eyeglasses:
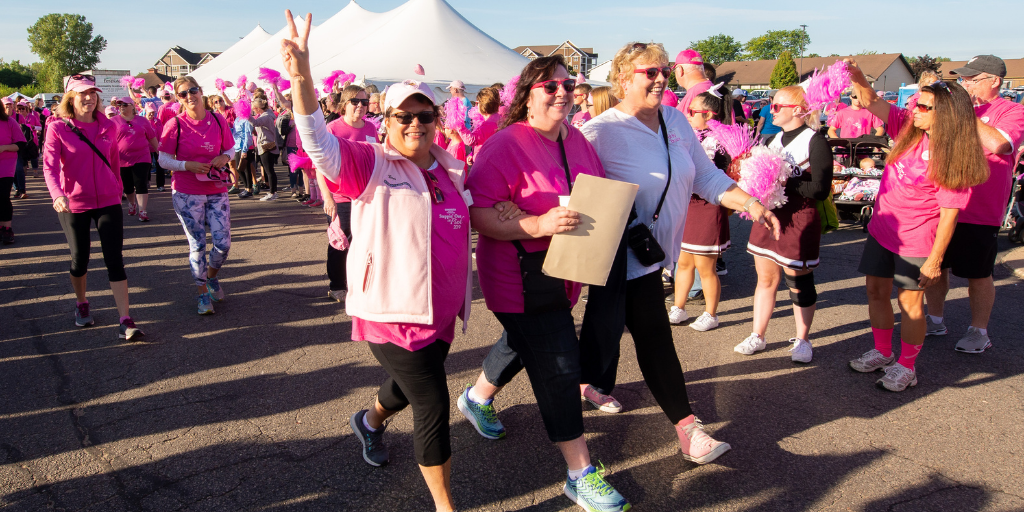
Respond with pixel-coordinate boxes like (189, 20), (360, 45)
(349, 98), (370, 107)
(688, 109), (713, 117)
(420, 169), (445, 204)
(634, 67), (672, 80)
(175, 87), (200, 99)
(531, 78), (576, 95)
(914, 103), (934, 112)
(770, 103), (801, 114)
(956, 75), (991, 85)
(390, 110), (437, 125)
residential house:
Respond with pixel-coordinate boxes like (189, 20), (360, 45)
(716, 54), (915, 92)
(153, 46), (222, 78)
(514, 41), (598, 76)
(938, 58), (1024, 89)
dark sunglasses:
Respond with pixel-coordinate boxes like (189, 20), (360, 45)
(531, 78), (576, 95)
(850, 96), (859, 100)
(914, 103), (934, 112)
(770, 103), (801, 114)
(634, 67), (672, 80)
(69, 74), (95, 82)
(349, 98), (370, 107)
(176, 87), (200, 99)
(420, 169), (445, 204)
(390, 110), (437, 125)
(627, 42), (648, 54)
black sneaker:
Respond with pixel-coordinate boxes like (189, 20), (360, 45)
(119, 318), (144, 341)
(1, 226), (13, 245)
(350, 410), (389, 467)
(716, 258), (728, 276)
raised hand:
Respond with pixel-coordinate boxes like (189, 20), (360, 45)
(280, 10), (312, 84)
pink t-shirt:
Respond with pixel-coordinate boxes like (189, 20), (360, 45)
(959, 98), (1024, 226)
(472, 115), (500, 149)
(111, 115), (157, 167)
(16, 113), (40, 145)
(0, 117), (27, 179)
(675, 80), (712, 117)
(829, 107), (883, 138)
(446, 139), (468, 166)
(327, 139), (470, 351)
(869, 107), (969, 257)
(325, 118), (379, 202)
(466, 122), (605, 314)
(571, 111), (591, 128)
(159, 111), (234, 195)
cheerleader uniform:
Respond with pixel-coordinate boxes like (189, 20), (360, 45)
(747, 125), (833, 269)
(681, 129), (731, 256)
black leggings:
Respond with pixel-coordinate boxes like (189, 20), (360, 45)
(368, 339), (452, 467)
(327, 202), (352, 291)
(0, 177), (13, 222)
(259, 152), (278, 194)
(57, 204), (127, 281)
(152, 154), (165, 189)
(120, 162), (151, 195)
(238, 150), (257, 190)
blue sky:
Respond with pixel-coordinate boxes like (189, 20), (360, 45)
(2, 0), (1022, 73)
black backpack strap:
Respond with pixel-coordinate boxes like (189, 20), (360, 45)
(62, 119), (111, 170)
(511, 239), (528, 256)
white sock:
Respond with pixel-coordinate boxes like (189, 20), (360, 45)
(976, 327), (988, 336)
(928, 315), (943, 324)
(568, 465), (593, 481)
(467, 386), (492, 405)
(362, 413), (378, 432)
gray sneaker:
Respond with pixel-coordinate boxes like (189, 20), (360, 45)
(925, 316), (947, 336)
(197, 293), (215, 315)
(849, 349), (895, 373)
(350, 410), (389, 467)
(876, 363), (917, 392)
(206, 278), (225, 302)
(75, 302), (95, 327)
(954, 327), (992, 354)
(328, 289), (346, 303)
(118, 318), (144, 341)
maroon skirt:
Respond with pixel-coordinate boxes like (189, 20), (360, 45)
(747, 196), (821, 269)
(681, 195), (730, 256)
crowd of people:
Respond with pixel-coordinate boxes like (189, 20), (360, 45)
(3, 9), (1023, 510)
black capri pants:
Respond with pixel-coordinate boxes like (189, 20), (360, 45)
(57, 204), (127, 282)
(368, 339), (452, 467)
(0, 176), (13, 222)
(120, 162), (151, 195)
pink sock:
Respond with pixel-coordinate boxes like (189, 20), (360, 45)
(897, 341), (923, 371)
(872, 327), (894, 358)
(119, 315), (131, 324)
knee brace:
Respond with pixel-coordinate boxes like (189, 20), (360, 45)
(786, 272), (817, 308)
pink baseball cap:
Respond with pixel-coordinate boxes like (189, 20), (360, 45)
(384, 79), (437, 111)
(117, 96), (134, 106)
(65, 74), (103, 93)
(144, 103), (157, 113)
(675, 49), (704, 66)
(448, 80), (465, 91)
(661, 90), (679, 107)
(1, 97), (13, 105)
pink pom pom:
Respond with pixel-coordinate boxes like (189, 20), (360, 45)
(42, 108), (51, 116)
(804, 60), (852, 112)
(706, 120), (754, 159)
(234, 97), (252, 119)
(414, 64), (425, 75)
(288, 152), (313, 173)
(237, 75), (248, 90)
(736, 146), (794, 218)
(119, 75), (136, 89)
(323, 70), (346, 92)
(133, 77), (147, 90)
(258, 67), (281, 84)
(279, 79), (291, 91)
(214, 78), (226, 92)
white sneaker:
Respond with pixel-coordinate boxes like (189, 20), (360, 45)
(789, 338), (813, 363)
(734, 333), (766, 355)
(689, 312), (719, 332)
(668, 306), (689, 324)
(877, 363), (917, 392)
(260, 192), (278, 201)
(849, 349), (895, 373)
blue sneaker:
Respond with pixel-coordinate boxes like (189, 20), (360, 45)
(197, 293), (215, 315)
(207, 278), (225, 302)
(350, 410), (389, 467)
(457, 386), (505, 440)
(564, 465), (630, 512)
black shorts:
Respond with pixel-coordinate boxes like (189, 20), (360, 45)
(858, 234), (928, 290)
(120, 162), (151, 195)
(942, 223), (999, 279)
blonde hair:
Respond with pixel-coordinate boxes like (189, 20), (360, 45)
(610, 42), (669, 98)
(776, 85), (821, 131)
(56, 90), (98, 120)
(590, 86), (618, 117)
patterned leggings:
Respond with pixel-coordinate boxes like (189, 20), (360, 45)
(173, 192), (231, 286)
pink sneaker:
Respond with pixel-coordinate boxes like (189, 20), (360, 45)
(676, 417), (731, 464)
(302, 198), (317, 206)
(127, 202), (138, 216)
(310, 199), (323, 207)
(581, 385), (622, 413)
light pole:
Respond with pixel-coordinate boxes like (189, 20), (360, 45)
(799, 24), (808, 78)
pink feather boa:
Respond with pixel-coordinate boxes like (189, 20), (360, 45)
(443, 96), (468, 130)
(736, 145), (795, 219)
(214, 78), (226, 92)
(234, 97), (252, 119)
(706, 120), (754, 160)
(497, 75), (520, 118)
(288, 152), (313, 173)
(804, 60), (852, 112)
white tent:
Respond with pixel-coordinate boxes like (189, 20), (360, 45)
(191, 0), (528, 98)
(190, 24), (272, 87)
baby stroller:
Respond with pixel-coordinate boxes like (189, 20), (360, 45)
(1004, 148), (1024, 243)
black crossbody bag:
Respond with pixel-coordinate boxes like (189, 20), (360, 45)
(627, 110), (672, 267)
(512, 131), (573, 314)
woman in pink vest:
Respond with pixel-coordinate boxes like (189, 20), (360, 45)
(0, 98), (27, 244)
(43, 74), (143, 341)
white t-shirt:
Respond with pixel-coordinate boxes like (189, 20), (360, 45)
(581, 106), (735, 279)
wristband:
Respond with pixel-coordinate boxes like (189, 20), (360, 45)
(743, 197), (760, 212)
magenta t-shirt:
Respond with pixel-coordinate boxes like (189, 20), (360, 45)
(571, 111), (591, 128)
(829, 107), (883, 138)
(327, 138), (470, 351)
(111, 115), (157, 167)
(959, 98), (1024, 226)
(0, 117), (26, 179)
(869, 107), (969, 257)
(159, 111), (234, 195)
(466, 122), (605, 314)
(675, 80), (712, 117)
(325, 118), (379, 203)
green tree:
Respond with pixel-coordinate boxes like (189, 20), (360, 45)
(26, 14), (107, 91)
(770, 51), (799, 88)
(858, 50), (880, 55)
(907, 54), (946, 80)
(743, 29), (811, 61)
(807, 53), (821, 58)
(689, 34), (743, 65)
(0, 59), (37, 88)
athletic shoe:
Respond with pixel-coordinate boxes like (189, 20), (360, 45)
(581, 385), (622, 414)
(18, 193), (28, 199)
(157, 186), (165, 192)
(689, 312), (719, 332)
(127, 202), (138, 216)
(237, 190), (252, 198)
(876, 363), (917, 392)
(328, 289), (346, 303)
(676, 417), (731, 464)
(954, 327), (992, 354)
(350, 410), (389, 466)
(789, 338), (813, 363)
(75, 303), (94, 327)
(290, 190), (299, 198)
(688, 289), (705, 304)
(296, 194), (310, 203)
(310, 199), (323, 208)
(197, 293), (215, 315)
(668, 306), (689, 325)
(849, 349), (895, 373)
(207, 278), (225, 302)
(457, 386), (506, 440)
(1, 226), (14, 245)
(302, 198), (317, 206)
(118, 318), (144, 341)
(227, 186), (239, 194)
(661, 268), (673, 285)
(260, 192), (278, 201)
(563, 466), (631, 512)
(259, 182), (269, 190)
(734, 333), (766, 355)
(138, 211), (149, 222)
(715, 258), (728, 276)
(925, 316), (947, 336)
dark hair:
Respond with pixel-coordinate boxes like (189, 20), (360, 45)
(146, 85), (158, 96)
(0, 103), (7, 122)
(574, 83), (593, 98)
(476, 87), (500, 115)
(490, 82), (504, 90)
(703, 63), (717, 82)
(694, 86), (733, 125)
(888, 82), (988, 190)
(501, 55), (567, 129)
(339, 84), (365, 107)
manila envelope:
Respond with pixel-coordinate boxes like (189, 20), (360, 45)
(542, 173), (638, 286)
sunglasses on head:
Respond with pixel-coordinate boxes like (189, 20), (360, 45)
(420, 169), (445, 204)
(69, 74), (95, 82)
(770, 103), (801, 114)
(634, 67), (672, 80)
(531, 78), (576, 95)
(627, 42), (648, 54)
(176, 87), (200, 99)
(390, 110), (437, 125)
(349, 98), (370, 107)
(914, 103), (934, 112)
(930, 80), (951, 92)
